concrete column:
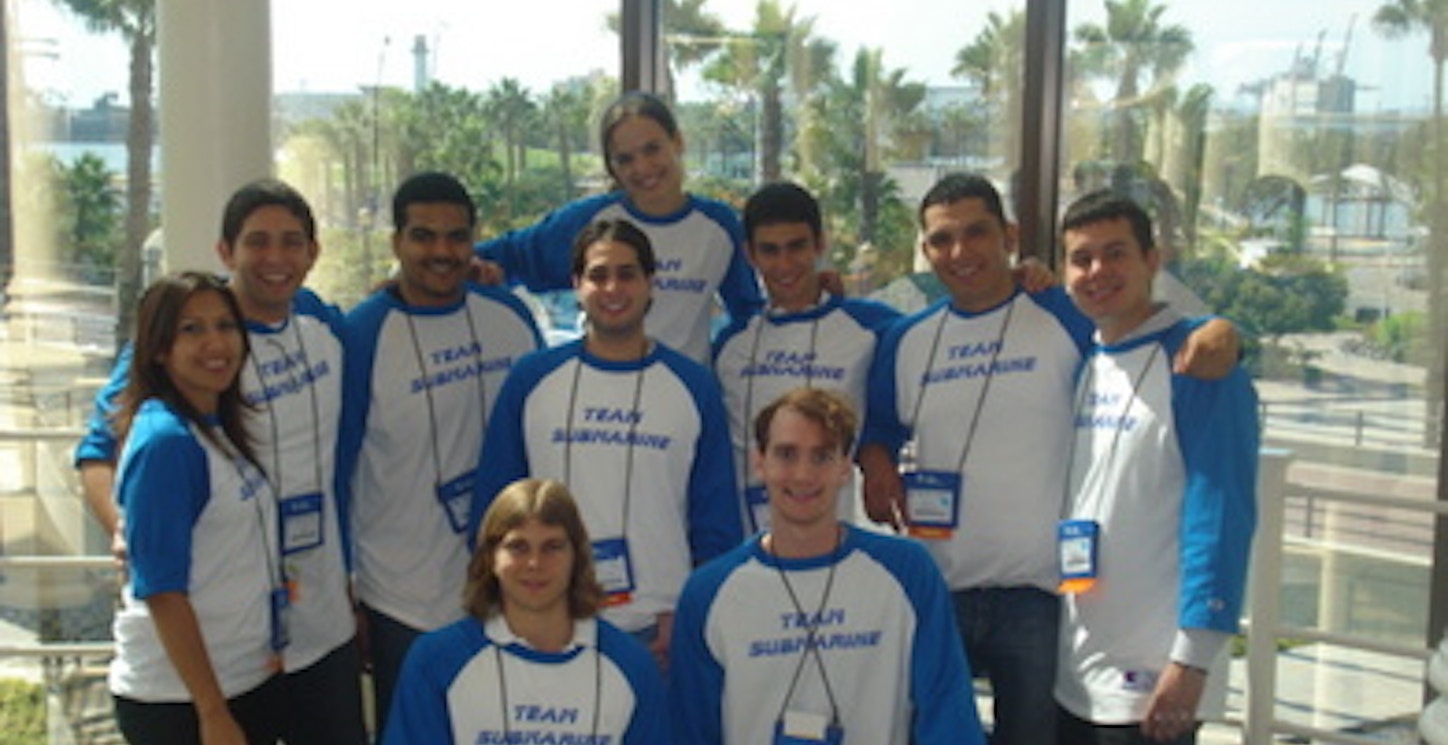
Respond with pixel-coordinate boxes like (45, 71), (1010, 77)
(157, 0), (271, 272)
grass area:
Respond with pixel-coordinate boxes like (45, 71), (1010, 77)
(0, 678), (46, 745)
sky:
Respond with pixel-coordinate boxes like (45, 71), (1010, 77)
(11, 0), (1435, 115)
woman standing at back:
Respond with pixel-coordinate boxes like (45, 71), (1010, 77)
(476, 90), (762, 364)
(108, 271), (285, 745)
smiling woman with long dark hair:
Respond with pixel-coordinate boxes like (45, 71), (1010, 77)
(108, 271), (286, 745)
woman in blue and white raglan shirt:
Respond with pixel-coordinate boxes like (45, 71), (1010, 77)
(109, 272), (284, 745)
(475, 91), (762, 365)
(384, 478), (667, 745)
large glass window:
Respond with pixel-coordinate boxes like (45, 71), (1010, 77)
(667, 0), (1027, 310)
(1062, 1), (1440, 738)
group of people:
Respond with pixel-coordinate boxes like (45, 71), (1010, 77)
(75, 89), (1259, 745)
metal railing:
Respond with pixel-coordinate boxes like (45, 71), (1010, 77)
(1240, 449), (1445, 744)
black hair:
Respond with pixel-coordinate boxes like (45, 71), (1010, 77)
(918, 173), (1008, 229)
(391, 171), (477, 232)
(1060, 189), (1155, 252)
(743, 182), (822, 242)
(570, 219), (657, 278)
(220, 178), (316, 246)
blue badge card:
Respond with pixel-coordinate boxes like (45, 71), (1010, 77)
(903, 470), (962, 539)
(435, 472), (476, 534)
(279, 492), (324, 555)
(592, 537), (636, 606)
(1057, 519), (1100, 594)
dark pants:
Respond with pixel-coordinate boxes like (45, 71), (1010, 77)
(953, 586), (1060, 745)
(114, 674), (285, 745)
(281, 639), (369, 745)
(361, 604), (425, 740)
(1057, 706), (1199, 745)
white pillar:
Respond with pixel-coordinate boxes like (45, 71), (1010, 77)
(157, 0), (271, 272)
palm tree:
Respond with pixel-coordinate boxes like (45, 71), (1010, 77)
(541, 83), (592, 198)
(1073, 0), (1193, 167)
(486, 78), (535, 188)
(53, 0), (154, 350)
(702, 1), (833, 182)
(1373, 0), (1448, 444)
(952, 9), (1026, 168)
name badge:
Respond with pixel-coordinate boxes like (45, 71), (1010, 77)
(435, 472), (476, 535)
(774, 711), (844, 745)
(745, 485), (771, 534)
(1057, 519), (1100, 594)
(269, 586), (291, 653)
(592, 537), (636, 606)
(279, 492), (324, 555)
(903, 470), (961, 539)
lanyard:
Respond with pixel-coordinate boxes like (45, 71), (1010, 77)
(769, 529), (843, 728)
(738, 313), (823, 490)
(1060, 343), (1163, 519)
(223, 443), (282, 593)
(906, 300), (1016, 473)
(493, 642), (602, 740)
(563, 341), (649, 538)
(403, 300), (489, 488)
(249, 319), (325, 499)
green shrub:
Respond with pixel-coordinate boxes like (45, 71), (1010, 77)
(0, 678), (46, 745)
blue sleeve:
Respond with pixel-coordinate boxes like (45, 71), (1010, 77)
(74, 344), (133, 465)
(1168, 328), (1259, 634)
(474, 196), (610, 293)
(680, 363), (743, 563)
(596, 623), (670, 745)
(859, 316), (909, 453)
(894, 540), (986, 745)
(469, 353), (540, 545)
(667, 566), (729, 745)
(382, 629), (466, 745)
(121, 416), (209, 599)
(336, 298), (385, 566)
(842, 298), (903, 336)
(1032, 286), (1095, 357)
(711, 313), (753, 364)
(708, 206), (763, 327)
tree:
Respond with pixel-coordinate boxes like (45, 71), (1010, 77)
(1373, 0), (1448, 444)
(486, 78), (536, 190)
(53, 0), (154, 350)
(541, 82), (592, 198)
(701, 1), (833, 182)
(56, 153), (122, 279)
(1073, 0), (1193, 166)
(952, 9), (1026, 168)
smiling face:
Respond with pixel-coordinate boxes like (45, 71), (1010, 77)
(749, 221), (825, 313)
(574, 239), (652, 344)
(920, 197), (1018, 313)
(217, 204), (318, 324)
(159, 289), (246, 415)
(756, 407), (852, 535)
(606, 114), (686, 217)
(392, 201), (474, 307)
(1064, 216), (1161, 343)
(492, 517), (575, 618)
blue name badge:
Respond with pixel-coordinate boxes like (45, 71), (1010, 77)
(279, 492), (324, 555)
(903, 470), (962, 539)
(745, 485), (771, 534)
(774, 712), (843, 745)
(435, 472), (476, 535)
(1057, 519), (1100, 594)
(592, 537), (636, 607)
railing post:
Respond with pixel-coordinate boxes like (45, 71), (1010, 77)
(1246, 448), (1292, 744)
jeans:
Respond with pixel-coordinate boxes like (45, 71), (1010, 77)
(953, 586), (1060, 745)
(1057, 706), (1199, 745)
(114, 674), (284, 745)
(361, 604), (425, 741)
(281, 639), (369, 745)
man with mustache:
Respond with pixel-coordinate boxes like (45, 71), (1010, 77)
(338, 171), (543, 734)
